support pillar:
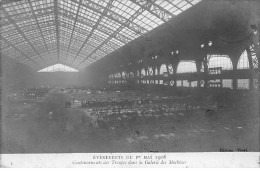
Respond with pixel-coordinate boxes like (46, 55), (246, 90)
(231, 57), (238, 90)
(196, 60), (202, 88)
(202, 55), (209, 88)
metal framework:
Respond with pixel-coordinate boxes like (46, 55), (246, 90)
(0, 0), (201, 70)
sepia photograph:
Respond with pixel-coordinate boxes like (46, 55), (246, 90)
(0, 0), (259, 168)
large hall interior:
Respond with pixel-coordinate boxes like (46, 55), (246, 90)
(0, 0), (259, 153)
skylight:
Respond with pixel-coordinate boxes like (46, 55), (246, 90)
(1, 0), (202, 70)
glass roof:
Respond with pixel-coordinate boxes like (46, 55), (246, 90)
(38, 63), (79, 72)
(0, 0), (202, 70)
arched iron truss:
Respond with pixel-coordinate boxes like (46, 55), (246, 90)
(0, 0), (201, 70)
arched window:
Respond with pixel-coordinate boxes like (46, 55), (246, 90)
(160, 64), (167, 75)
(176, 60), (197, 73)
(141, 68), (146, 76)
(237, 50), (249, 69)
(207, 54), (233, 70)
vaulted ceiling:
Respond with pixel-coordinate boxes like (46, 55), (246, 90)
(87, 0), (260, 75)
(0, 0), (202, 71)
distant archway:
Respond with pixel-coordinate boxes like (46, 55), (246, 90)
(38, 64), (79, 72)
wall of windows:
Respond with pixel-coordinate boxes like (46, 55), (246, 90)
(107, 51), (255, 90)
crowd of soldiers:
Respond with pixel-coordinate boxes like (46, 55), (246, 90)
(79, 95), (208, 129)
(22, 87), (52, 99)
